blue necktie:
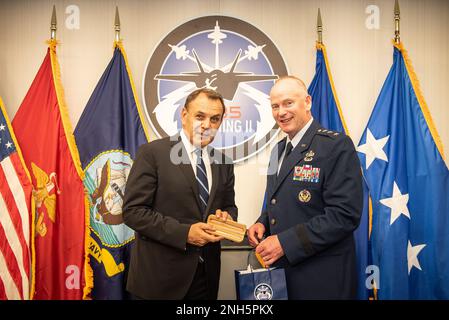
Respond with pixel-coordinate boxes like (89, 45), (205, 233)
(195, 148), (209, 213)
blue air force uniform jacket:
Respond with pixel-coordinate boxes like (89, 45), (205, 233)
(258, 120), (363, 299)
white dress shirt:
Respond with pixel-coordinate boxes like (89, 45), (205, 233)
(278, 117), (314, 175)
(180, 129), (212, 192)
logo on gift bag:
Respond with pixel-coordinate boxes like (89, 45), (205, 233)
(254, 283), (273, 300)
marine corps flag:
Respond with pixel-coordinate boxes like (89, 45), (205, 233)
(74, 41), (149, 299)
(12, 40), (90, 299)
(308, 42), (371, 299)
(0, 98), (33, 300)
(357, 42), (449, 299)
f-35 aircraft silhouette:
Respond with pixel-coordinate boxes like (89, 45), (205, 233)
(155, 49), (278, 100)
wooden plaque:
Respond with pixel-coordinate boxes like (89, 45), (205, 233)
(207, 215), (246, 243)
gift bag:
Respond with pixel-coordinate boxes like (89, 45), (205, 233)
(235, 265), (288, 300)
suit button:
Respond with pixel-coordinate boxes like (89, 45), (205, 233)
(270, 218), (276, 225)
(271, 198), (276, 205)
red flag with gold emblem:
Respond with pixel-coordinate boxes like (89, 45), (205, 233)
(12, 40), (91, 299)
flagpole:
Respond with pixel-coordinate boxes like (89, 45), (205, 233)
(317, 8), (323, 44)
(115, 6), (121, 42)
(394, 0), (400, 44)
(50, 5), (57, 40)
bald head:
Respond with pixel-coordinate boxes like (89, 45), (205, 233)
(271, 75), (309, 96)
(269, 75), (312, 139)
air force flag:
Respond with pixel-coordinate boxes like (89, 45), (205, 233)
(309, 42), (371, 300)
(308, 43), (347, 133)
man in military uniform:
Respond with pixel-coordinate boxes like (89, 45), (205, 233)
(248, 76), (363, 299)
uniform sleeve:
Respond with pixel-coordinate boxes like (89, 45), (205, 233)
(278, 136), (363, 265)
(122, 144), (191, 251)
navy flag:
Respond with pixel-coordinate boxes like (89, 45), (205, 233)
(74, 41), (150, 299)
(308, 42), (371, 300)
(357, 42), (449, 299)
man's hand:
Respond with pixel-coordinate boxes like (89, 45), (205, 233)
(247, 222), (266, 247)
(255, 235), (284, 267)
(187, 222), (224, 247)
(214, 209), (233, 222)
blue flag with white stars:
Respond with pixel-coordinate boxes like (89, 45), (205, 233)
(357, 43), (449, 299)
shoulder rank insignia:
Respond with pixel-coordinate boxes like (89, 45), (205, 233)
(293, 165), (320, 183)
(317, 128), (340, 138)
(304, 150), (315, 162)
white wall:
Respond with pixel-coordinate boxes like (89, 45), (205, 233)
(1, 0), (448, 226)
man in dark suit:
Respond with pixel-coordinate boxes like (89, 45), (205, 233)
(248, 76), (362, 299)
(123, 88), (237, 300)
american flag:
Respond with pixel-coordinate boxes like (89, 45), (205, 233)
(0, 99), (32, 300)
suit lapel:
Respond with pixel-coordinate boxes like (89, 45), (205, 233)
(267, 138), (286, 199)
(273, 120), (320, 193)
(171, 135), (203, 213)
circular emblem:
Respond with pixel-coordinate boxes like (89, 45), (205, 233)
(254, 283), (273, 300)
(143, 16), (288, 162)
(298, 189), (312, 203)
(85, 151), (134, 246)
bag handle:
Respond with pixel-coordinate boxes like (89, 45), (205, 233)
(246, 249), (255, 272)
(246, 249), (273, 273)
